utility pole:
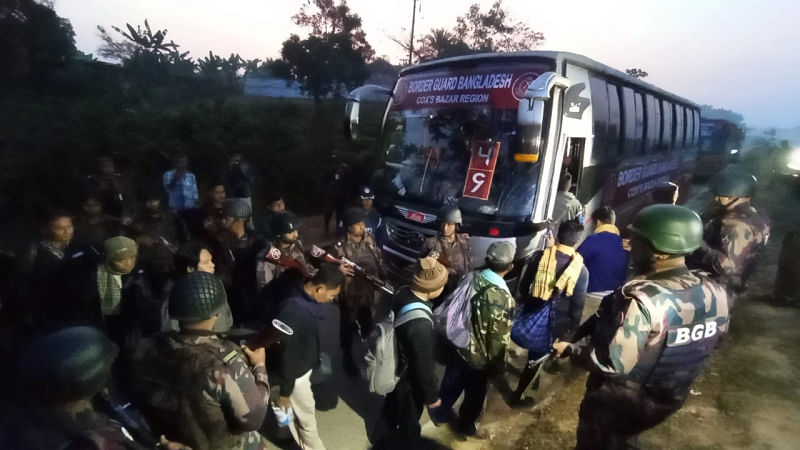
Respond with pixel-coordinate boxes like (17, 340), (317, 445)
(408, 0), (417, 65)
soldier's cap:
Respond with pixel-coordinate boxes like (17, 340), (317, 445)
(486, 241), (515, 266)
(104, 236), (137, 262)
(17, 326), (118, 405)
(345, 207), (368, 227)
(360, 186), (375, 199)
(412, 256), (448, 293)
(224, 198), (252, 220)
(169, 272), (227, 323)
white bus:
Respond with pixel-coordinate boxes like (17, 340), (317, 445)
(346, 51), (700, 279)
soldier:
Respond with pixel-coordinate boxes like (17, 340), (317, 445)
(420, 206), (472, 297)
(132, 272), (270, 450)
(254, 190), (285, 237)
(182, 181), (227, 244)
(130, 186), (181, 287)
(359, 186), (382, 234)
(0, 326), (188, 449)
(553, 205), (731, 449)
(332, 207), (385, 376)
(86, 155), (132, 224)
(256, 211), (315, 290)
(74, 191), (119, 252)
(432, 242), (516, 438)
(687, 169), (770, 295)
(220, 199), (265, 325)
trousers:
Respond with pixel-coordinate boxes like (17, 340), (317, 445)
(289, 370), (326, 450)
(438, 354), (489, 434)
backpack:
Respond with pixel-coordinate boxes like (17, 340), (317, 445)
(433, 271), (476, 349)
(364, 301), (433, 395)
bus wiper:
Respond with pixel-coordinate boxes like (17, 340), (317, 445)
(419, 148), (433, 193)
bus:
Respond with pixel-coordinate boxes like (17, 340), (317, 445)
(345, 51), (700, 279)
(696, 118), (743, 178)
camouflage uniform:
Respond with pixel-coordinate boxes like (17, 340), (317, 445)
(331, 232), (384, 357)
(689, 202), (770, 292)
(420, 233), (472, 293)
(567, 268), (730, 449)
(255, 240), (314, 290)
(132, 330), (270, 450)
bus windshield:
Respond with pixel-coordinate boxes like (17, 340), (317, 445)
(376, 62), (553, 221)
(381, 105), (539, 221)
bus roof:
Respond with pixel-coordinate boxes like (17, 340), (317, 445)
(399, 50), (699, 109)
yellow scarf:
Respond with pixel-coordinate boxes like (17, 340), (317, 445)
(594, 223), (620, 235)
(531, 244), (584, 300)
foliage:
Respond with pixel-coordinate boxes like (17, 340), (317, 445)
(415, 0), (544, 62)
(625, 68), (648, 78)
(0, 2), (378, 241)
(275, 0), (374, 106)
(0, 0), (77, 86)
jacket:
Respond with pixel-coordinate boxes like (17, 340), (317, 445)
(459, 269), (515, 370)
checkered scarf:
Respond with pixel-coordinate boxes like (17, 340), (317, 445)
(531, 244), (584, 300)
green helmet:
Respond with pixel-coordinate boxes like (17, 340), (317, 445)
(17, 327), (118, 405)
(169, 272), (227, 323)
(441, 206), (463, 225)
(270, 211), (298, 236)
(628, 204), (703, 254)
(711, 169), (757, 198)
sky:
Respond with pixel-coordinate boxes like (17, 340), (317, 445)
(55, 0), (800, 129)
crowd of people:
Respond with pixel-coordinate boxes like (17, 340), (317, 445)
(0, 156), (772, 449)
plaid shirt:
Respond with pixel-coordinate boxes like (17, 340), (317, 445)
(163, 170), (199, 211)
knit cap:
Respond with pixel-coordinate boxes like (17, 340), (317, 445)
(411, 256), (448, 293)
(104, 236), (137, 262)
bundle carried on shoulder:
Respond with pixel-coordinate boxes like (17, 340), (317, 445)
(433, 271), (477, 349)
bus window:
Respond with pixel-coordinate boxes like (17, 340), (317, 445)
(674, 105), (684, 149)
(589, 77), (609, 159)
(662, 101), (673, 150)
(693, 109), (701, 146)
(622, 87), (636, 155)
(686, 108), (695, 148)
(607, 83), (622, 155)
(634, 92), (644, 154)
(645, 95), (660, 152)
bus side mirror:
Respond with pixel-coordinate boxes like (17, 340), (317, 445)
(345, 85), (392, 142)
(515, 72), (570, 163)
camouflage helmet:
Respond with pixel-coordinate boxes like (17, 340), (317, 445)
(710, 169), (757, 198)
(17, 327), (118, 405)
(628, 204), (703, 254)
(270, 211), (298, 236)
(345, 207), (367, 227)
(224, 199), (252, 220)
(441, 206), (463, 225)
(169, 272), (227, 323)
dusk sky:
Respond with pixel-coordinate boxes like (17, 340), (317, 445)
(55, 0), (799, 129)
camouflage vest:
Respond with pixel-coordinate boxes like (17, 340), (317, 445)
(622, 271), (729, 395)
(132, 333), (246, 450)
(425, 234), (472, 278)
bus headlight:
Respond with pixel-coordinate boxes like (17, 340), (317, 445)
(788, 149), (800, 171)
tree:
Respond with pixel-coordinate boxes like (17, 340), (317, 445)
(625, 68), (648, 78)
(0, 0), (77, 84)
(454, 1), (544, 52)
(412, 1), (544, 62)
(276, 0), (374, 106)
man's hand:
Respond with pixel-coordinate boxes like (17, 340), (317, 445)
(339, 263), (355, 277)
(552, 339), (571, 358)
(277, 396), (292, 410)
(243, 345), (266, 367)
(159, 435), (192, 450)
(427, 398), (442, 409)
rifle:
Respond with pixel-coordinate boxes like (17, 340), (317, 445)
(310, 245), (395, 295)
(519, 350), (557, 397)
(263, 246), (315, 279)
(225, 319), (294, 350)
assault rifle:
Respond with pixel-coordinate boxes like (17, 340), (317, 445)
(310, 245), (395, 295)
(225, 318), (294, 350)
(263, 245), (315, 279)
(518, 350), (557, 397)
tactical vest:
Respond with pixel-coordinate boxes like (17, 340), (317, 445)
(623, 274), (728, 396)
(133, 333), (246, 450)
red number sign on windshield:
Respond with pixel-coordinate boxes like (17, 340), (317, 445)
(462, 141), (500, 200)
